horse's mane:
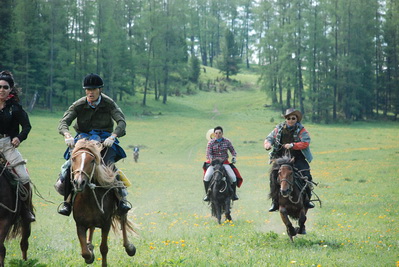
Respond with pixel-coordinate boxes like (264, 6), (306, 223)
(72, 139), (116, 186)
(271, 156), (293, 171)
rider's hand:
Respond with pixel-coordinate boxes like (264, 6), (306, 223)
(11, 137), (21, 148)
(103, 136), (115, 147)
(232, 157), (236, 164)
(64, 133), (75, 148)
(283, 143), (294, 149)
(264, 142), (272, 150)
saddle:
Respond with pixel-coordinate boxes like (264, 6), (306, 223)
(0, 153), (18, 187)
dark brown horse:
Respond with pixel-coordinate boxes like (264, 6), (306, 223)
(70, 139), (136, 267)
(208, 159), (233, 224)
(269, 156), (309, 242)
(0, 159), (33, 267)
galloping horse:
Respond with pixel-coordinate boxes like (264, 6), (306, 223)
(70, 139), (136, 267)
(208, 158), (233, 224)
(269, 156), (309, 242)
(0, 157), (33, 267)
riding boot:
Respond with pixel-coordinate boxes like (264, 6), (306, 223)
(22, 183), (35, 222)
(268, 198), (279, 212)
(58, 195), (72, 216)
(58, 169), (72, 216)
(232, 182), (239, 201)
(304, 187), (315, 209)
(203, 181), (210, 201)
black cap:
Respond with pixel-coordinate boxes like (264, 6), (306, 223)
(83, 73), (104, 89)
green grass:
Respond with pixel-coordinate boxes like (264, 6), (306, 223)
(4, 84), (399, 266)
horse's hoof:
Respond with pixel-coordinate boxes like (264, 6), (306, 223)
(84, 253), (95, 264)
(125, 244), (136, 257)
(289, 228), (297, 237)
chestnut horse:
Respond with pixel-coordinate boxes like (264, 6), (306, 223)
(208, 159), (233, 224)
(269, 156), (309, 242)
(0, 157), (33, 267)
(70, 139), (136, 267)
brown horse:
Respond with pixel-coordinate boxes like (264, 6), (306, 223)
(0, 158), (33, 267)
(208, 159), (233, 224)
(270, 156), (309, 242)
(70, 139), (136, 267)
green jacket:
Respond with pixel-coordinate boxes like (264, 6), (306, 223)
(58, 94), (126, 137)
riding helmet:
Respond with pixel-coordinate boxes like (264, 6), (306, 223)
(83, 73), (104, 89)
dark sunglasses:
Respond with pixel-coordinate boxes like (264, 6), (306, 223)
(286, 117), (297, 120)
(0, 85), (10, 90)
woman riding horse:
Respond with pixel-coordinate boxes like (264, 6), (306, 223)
(0, 71), (35, 222)
(203, 126), (239, 202)
(57, 73), (130, 216)
(264, 108), (315, 212)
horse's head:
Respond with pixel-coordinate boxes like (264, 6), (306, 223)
(275, 156), (295, 198)
(70, 139), (102, 192)
(211, 158), (226, 182)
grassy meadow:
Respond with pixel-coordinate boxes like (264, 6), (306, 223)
(4, 71), (399, 266)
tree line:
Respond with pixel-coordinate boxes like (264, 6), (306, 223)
(0, 0), (398, 121)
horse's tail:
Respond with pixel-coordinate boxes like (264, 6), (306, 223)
(7, 217), (25, 240)
(111, 213), (137, 236)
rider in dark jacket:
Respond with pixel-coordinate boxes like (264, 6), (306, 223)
(264, 108), (315, 212)
(57, 73), (130, 216)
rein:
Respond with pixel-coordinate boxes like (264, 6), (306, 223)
(278, 164), (306, 204)
(211, 168), (228, 193)
(71, 150), (96, 183)
(71, 149), (123, 214)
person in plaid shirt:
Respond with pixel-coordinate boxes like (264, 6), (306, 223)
(203, 126), (239, 201)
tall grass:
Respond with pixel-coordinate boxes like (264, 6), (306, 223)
(4, 85), (399, 267)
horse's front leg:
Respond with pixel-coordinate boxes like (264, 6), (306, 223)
(215, 203), (222, 224)
(76, 225), (94, 264)
(225, 199), (232, 221)
(121, 215), (136, 257)
(279, 207), (296, 241)
(297, 209), (307, 235)
(20, 220), (31, 261)
(100, 225), (111, 267)
(87, 227), (95, 249)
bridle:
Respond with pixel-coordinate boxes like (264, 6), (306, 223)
(211, 166), (228, 193)
(277, 164), (294, 197)
(71, 150), (96, 188)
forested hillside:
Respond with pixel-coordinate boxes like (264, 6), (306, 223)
(0, 0), (398, 121)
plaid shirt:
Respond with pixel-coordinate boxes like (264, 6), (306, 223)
(206, 137), (237, 161)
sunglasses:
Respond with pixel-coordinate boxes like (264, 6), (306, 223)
(0, 85), (10, 90)
(286, 117), (297, 120)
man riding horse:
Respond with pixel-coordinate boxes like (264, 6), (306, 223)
(57, 73), (130, 216)
(264, 108), (315, 212)
(203, 126), (240, 202)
